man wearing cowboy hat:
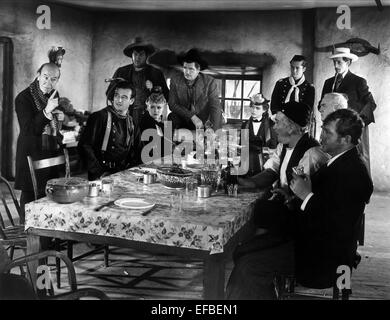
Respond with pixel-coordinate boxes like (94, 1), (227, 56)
(270, 55), (315, 115)
(241, 93), (277, 176)
(168, 48), (222, 131)
(106, 37), (169, 127)
(321, 47), (376, 172)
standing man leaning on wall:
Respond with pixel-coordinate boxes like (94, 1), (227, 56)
(321, 47), (376, 173)
(106, 37), (169, 128)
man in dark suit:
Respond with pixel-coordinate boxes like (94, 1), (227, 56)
(291, 108), (373, 288)
(226, 109), (372, 299)
(270, 55), (315, 114)
(106, 37), (169, 127)
(321, 47), (376, 173)
(226, 102), (329, 300)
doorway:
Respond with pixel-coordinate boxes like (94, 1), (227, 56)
(0, 37), (13, 179)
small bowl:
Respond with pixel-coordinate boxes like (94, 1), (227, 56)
(157, 165), (194, 189)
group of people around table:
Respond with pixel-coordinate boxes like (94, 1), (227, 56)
(14, 36), (376, 299)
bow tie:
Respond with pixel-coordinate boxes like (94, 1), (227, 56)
(252, 119), (262, 123)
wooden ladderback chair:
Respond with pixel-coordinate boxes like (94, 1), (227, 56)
(27, 148), (109, 289)
(27, 148), (70, 200)
(0, 176), (26, 261)
(0, 242), (109, 300)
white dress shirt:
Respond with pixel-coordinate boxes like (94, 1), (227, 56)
(252, 121), (261, 136)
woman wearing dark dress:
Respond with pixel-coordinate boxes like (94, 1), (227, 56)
(241, 93), (278, 177)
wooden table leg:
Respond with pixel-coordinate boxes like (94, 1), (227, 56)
(26, 233), (42, 293)
(203, 253), (225, 300)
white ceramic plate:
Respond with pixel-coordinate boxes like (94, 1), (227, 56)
(114, 198), (155, 210)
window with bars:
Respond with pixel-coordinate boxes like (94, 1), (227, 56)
(215, 74), (263, 123)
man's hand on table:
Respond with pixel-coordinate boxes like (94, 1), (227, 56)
(191, 115), (204, 129)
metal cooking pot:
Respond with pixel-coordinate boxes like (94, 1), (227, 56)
(45, 177), (89, 204)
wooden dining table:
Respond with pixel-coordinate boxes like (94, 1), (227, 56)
(25, 166), (259, 299)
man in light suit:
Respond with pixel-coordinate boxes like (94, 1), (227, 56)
(321, 47), (376, 173)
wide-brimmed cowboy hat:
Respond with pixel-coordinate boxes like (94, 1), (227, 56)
(123, 37), (155, 57)
(177, 48), (208, 70)
(329, 47), (358, 62)
(250, 93), (270, 105)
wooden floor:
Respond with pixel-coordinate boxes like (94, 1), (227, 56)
(3, 184), (390, 300)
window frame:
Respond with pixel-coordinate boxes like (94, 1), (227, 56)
(215, 73), (263, 124)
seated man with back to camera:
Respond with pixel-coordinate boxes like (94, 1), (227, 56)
(79, 79), (141, 181)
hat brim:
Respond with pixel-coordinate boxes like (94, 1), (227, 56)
(252, 99), (270, 105)
(329, 52), (358, 62)
(124, 44), (155, 57)
(177, 55), (208, 70)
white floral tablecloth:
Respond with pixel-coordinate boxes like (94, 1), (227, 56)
(25, 169), (259, 254)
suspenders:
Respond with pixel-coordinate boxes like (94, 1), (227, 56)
(101, 110), (112, 152)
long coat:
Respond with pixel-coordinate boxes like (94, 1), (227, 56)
(14, 88), (62, 193)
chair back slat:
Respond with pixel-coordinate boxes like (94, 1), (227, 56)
(1, 198), (15, 226)
(27, 149), (70, 200)
(0, 216), (6, 238)
(31, 155), (66, 170)
(0, 242), (11, 272)
(0, 176), (24, 226)
(0, 188), (6, 230)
